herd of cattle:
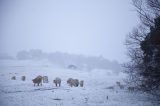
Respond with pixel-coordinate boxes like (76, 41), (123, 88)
(11, 75), (135, 92)
(11, 75), (84, 87)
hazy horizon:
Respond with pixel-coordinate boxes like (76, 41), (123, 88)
(0, 0), (139, 63)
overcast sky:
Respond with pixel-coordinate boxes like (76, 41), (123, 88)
(0, 0), (139, 63)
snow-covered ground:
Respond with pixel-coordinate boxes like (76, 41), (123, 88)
(0, 60), (156, 106)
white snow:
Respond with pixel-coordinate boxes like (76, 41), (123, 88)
(0, 60), (156, 106)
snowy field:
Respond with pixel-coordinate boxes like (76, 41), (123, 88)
(0, 60), (156, 106)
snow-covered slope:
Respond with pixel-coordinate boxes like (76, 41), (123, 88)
(0, 60), (155, 106)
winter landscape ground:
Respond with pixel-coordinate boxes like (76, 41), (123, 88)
(0, 60), (157, 106)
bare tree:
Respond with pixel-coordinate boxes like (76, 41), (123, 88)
(124, 0), (160, 97)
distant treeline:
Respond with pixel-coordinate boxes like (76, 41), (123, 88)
(0, 49), (122, 71)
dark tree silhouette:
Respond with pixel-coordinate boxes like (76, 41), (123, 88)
(124, 0), (160, 97)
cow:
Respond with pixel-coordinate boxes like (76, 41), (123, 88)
(67, 78), (73, 85)
(21, 76), (26, 81)
(42, 76), (48, 83)
(53, 77), (61, 87)
(116, 81), (125, 89)
(11, 76), (16, 80)
(128, 86), (135, 92)
(74, 79), (79, 87)
(67, 78), (79, 87)
(80, 80), (84, 87)
(32, 75), (43, 86)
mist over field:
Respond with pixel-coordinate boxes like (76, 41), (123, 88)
(0, 0), (159, 106)
(0, 49), (122, 72)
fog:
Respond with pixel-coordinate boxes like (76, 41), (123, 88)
(0, 0), (139, 63)
(1, 1), (158, 106)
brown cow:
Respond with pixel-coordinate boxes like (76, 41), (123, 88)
(32, 75), (43, 86)
(67, 78), (79, 87)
